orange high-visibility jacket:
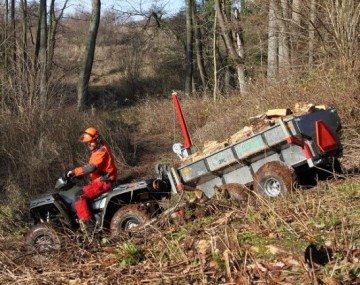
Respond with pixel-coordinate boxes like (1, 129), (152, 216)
(73, 143), (117, 181)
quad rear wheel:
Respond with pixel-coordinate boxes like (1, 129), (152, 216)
(25, 224), (61, 252)
(253, 161), (297, 197)
(110, 205), (150, 236)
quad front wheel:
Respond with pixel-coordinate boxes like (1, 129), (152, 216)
(25, 224), (61, 252)
(110, 205), (150, 236)
(253, 161), (297, 197)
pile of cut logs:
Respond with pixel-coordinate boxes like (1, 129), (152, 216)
(182, 102), (327, 163)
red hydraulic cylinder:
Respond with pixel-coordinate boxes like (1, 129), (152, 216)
(171, 92), (192, 149)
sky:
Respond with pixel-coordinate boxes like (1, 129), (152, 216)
(64, 0), (184, 16)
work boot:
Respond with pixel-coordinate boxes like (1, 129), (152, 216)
(79, 219), (96, 243)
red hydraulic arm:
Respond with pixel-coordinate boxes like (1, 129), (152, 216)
(171, 92), (192, 149)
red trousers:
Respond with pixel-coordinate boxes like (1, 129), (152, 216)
(74, 179), (111, 221)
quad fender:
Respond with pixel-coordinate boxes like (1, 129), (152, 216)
(100, 180), (153, 228)
(29, 193), (71, 225)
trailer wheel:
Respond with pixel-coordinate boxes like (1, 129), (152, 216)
(110, 205), (150, 236)
(25, 224), (61, 253)
(253, 161), (296, 197)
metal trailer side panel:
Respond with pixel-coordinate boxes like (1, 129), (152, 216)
(196, 176), (223, 197)
(281, 144), (307, 166)
(179, 159), (208, 183)
(206, 148), (237, 171)
(262, 125), (288, 146)
(222, 164), (253, 185)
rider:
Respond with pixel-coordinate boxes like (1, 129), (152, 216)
(66, 127), (117, 234)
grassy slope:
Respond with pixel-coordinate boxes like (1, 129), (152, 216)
(0, 68), (359, 284)
(0, 178), (359, 284)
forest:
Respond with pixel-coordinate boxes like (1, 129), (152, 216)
(0, 0), (359, 284)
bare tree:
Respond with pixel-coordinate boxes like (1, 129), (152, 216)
(77, 0), (101, 110)
(292, 0), (301, 27)
(233, 6), (246, 92)
(213, 8), (218, 100)
(10, 0), (16, 64)
(267, 0), (278, 78)
(276, 0), (290, 74)
(185, 0), (194, 95)
(4, 0), (9, 69)
(48, 0), (69, 68)
(39, 0), (48, 105)
(324, 0), (360, 69)
(192, 1), (207, 91)
(214, 0), (246, 94)
(308, 0), (316, 67)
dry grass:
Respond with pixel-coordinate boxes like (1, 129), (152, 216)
(0, 107), (133, 223)
(0, 63), (359, 284)
(0, 178), (359, 284)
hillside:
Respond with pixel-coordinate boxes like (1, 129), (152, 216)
(0, 1), (359, 284)
(1, 81), (360, 283)
(1, 176), (359, 284)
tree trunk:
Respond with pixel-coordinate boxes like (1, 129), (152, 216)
(291, 0), (301, 65)
(47, 0), (68, 69)
(21, 0), (28, 67)
(34, 2), (42, 66)
(4, 0), (9, 70)
(213, 9), (218, 101)
(185, 0), (194, 95)
(267, 0), (278, 78)
(233, 7), (246, 93)
(292, 0), (301, 27)
(77, 0), (101, 110)
(275, 0), (290, 74)
(191, 0), (207, 91)
(21, 0), (29, 96)
(48, 0), (56, 67)
(308, 0), (316, 67)
(214, 0), (246, 94)
(39, 0), (48, 106)
(10, 0), (16, 64)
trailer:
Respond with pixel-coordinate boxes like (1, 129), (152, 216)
(165, 93), (342, 198)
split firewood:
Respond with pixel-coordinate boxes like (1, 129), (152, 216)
(265, 108), (293, 118)
(202, 140), (227, 155)
(182, 103), (327, 165)
(229, 126), (253, 144)
(315, 105), (326, 110)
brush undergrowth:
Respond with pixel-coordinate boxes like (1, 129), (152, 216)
(0, 107), (133, 236)
(0, 68), (359, 284)
(0, 178), (358, 284)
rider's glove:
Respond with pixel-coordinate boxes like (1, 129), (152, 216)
(66, 170), (75, 179)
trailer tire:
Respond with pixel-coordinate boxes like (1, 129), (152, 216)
(25, 224), (61, 253)
(253, 161), (296, 197)
(110, 205), (150, 236)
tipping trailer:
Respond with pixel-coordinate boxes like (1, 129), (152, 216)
(165, 93), (343, 198)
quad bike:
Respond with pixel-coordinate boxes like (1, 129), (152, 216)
(25, 166), (172, 251)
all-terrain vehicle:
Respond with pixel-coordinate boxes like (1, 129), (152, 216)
(26, 166), (172, 251)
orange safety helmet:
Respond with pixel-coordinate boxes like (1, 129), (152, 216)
(80, 127), (99, 143)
